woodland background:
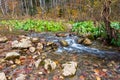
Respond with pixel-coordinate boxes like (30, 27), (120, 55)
(0, 0), (120, 21)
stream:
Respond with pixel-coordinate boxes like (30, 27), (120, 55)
(28, 32), (120, 60)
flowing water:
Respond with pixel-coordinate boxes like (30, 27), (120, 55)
(28, 32), (120, 60)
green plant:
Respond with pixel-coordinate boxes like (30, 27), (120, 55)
(1, 19), (65, 32)
(110, 22), (120, 46)
(111, 22), (120, 30)
(72, 21), (98, 36)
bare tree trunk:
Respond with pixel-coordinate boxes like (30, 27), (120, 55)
(4, 0), (9, 15)
(24, 0), (29, 15)
(0, 0), (5, 15)
(102, 0), (116, 42)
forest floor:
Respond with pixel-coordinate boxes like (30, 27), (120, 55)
(0, 26), (120, 80)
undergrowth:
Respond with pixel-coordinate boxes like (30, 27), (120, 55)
(1, 19), (65, 32)
(72, 21), (120, 46)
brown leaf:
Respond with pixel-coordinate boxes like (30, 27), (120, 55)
(0, 65), (3, 70)
(79, 75), (85, 80)
(94, 69), (100, 75)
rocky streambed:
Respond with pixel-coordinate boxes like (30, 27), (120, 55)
(0, 31), (120, 80)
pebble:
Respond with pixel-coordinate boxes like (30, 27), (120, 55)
(29, 46), (36, 53)
(44, 59), (57, 71)
(34, 59), (42, 68)
(15, 59), (21, 65)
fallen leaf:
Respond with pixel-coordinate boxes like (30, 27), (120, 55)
(94, 69), (100, 75)
(0, 65), (3, 70)
(79, 75), (85, 80)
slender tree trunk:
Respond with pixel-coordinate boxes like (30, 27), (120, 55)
(102, 0), (116, 42)
(0, 0), (5, 15)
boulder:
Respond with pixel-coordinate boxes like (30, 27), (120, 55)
(82, 38), (92, 45)
(5, 52), (20, 60)
(12, 38), (32, 48)
(44, 59), (57, 71)
(0, 36), (8, 43)
(60, 40), (69, 47)
(0, 72), (7, 80)
(62, 61), (77, 76)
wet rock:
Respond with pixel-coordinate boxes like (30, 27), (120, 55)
(34, 59), (42, 68)
(5, 52), (20, 60)
(51, 43), (59, 50)
(83, 33), (94, 40)
(12, 38), (32, 48)
(0, 36), (8, 43)
(37, 43), (43, 50)
(46, 42), (54, 46)
(0, 72), (7, 80)
(77, 38), (84, 44)
(16, 74), (26, 80)
(44, 59), (57, 71)
(40, 38), (46, 45)
(62, 61), (77, 76)
(47, 42), (58, 50)
(31, 37), (39, 43)
(60, 40), (69, 47)
(18, 35), (27, 39)
(82, 38), (92, 45)
(56, 33), (67, 37)
(29, 47), (36, 53)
